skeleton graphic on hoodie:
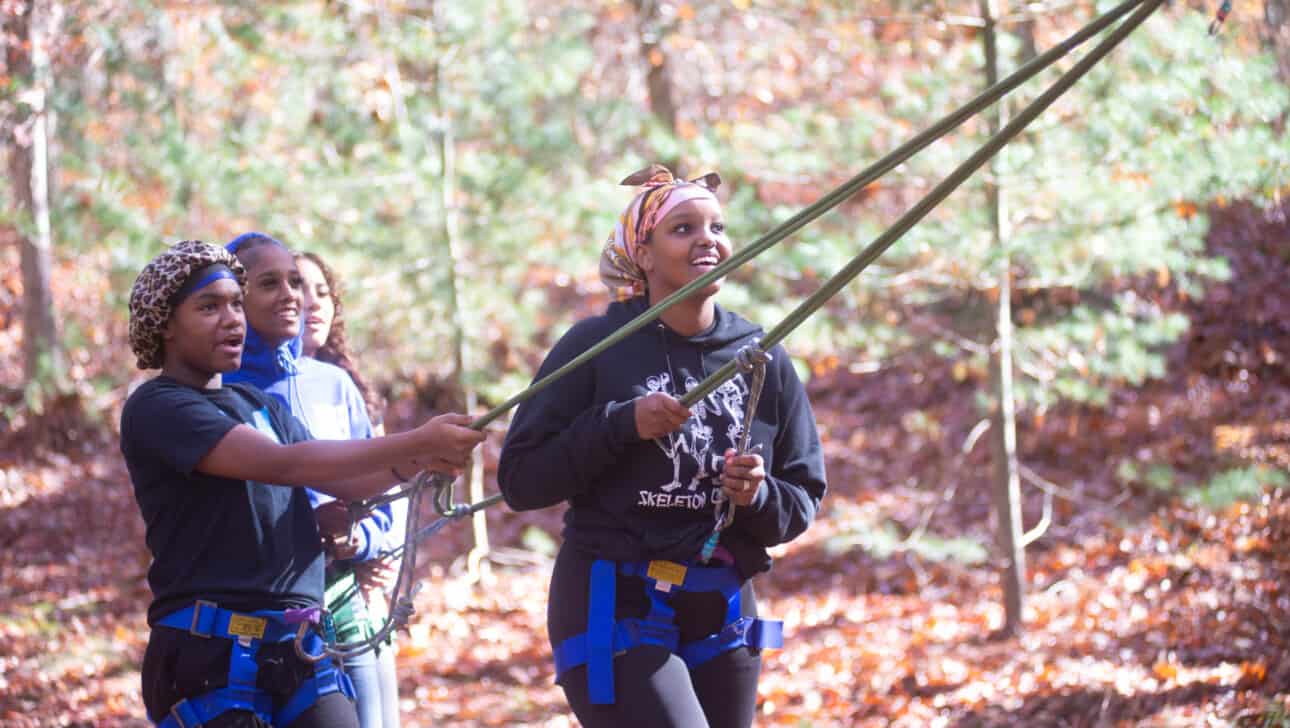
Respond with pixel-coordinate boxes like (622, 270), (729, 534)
(499, 297), (827, 578)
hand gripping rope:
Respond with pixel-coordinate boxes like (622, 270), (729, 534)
(305, 0), (1166, 662)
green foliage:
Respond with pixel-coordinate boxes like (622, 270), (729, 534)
(826, 519), (989, 565)
(1245, 696), (1290, 728)
(35, 2), (1290, 421)
(48, 1), (633, 402)
(520, 524), (559, 557)
(1185, 465), (1289, 510)
(1116, 459), (1179, 492)
(805, 9), (1288, 413)
(1116, 461), (1290, 508)
(1014, 297), (1191, 408)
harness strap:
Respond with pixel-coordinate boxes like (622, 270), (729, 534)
(161, 689), (271, 728)
(553, 559), (784, 705)
(587, 559), (617, 704)
(153, 602), (352, 728)
(156, 600), (300, 643)
(678, 616), (783, 667)
(275, 632), (356, 727)
(617, 560), (743, 593)
(552, 616), (682, 677)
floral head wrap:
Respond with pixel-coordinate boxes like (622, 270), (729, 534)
(128, 240), (246, 370)
(599, 164), (722, 301)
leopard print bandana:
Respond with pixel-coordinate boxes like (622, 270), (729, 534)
(128, 240), (246, 370)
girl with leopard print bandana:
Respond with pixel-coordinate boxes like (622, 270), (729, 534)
(119, 239), (483, 728)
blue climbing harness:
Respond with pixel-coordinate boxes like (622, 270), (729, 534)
(553, 558), (784, 705)
(154, 601), (355, 728)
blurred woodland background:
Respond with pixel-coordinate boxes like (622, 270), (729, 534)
(2, 0), (1289, 725)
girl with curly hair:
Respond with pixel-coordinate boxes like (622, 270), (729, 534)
(296, 250), (402, 728)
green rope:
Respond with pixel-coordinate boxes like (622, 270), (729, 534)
(680, 0), (1164, 406)
(421, 0), (1157, 516)
(468, 0), (1147, 431)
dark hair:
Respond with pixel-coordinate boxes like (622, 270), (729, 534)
(296, 251), (385, 424)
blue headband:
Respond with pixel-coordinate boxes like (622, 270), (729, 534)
(170, 265), (238, 306)
(226, 231), (285, 255)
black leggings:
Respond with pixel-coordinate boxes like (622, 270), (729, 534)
(141, 626), (359, 728)
(561, 645), (761, 728)
(549, 546), (764, 728)
(152, 697), (358, 728)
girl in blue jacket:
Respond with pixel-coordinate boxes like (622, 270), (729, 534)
(498, 166), (827, 728)
(222, 233), (403, 728)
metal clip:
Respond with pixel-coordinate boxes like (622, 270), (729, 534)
(189, 600), (217, 638)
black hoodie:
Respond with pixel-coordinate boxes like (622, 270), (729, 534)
(498, 296), (827, 578)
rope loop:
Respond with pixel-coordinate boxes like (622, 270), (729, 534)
(388, 587), (418, 627)
(733, 342), (772, 376)
(699, 343), (771, 562)
(733, 342), (770, 457)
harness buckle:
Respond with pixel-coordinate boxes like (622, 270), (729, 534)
(624, 617), (679, 650)
(167, 699), (200, 728)
(190, 600), (218, 639)
(721, 617), (752, 643)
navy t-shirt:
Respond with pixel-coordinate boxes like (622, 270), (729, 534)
(120, 376), (325, 625)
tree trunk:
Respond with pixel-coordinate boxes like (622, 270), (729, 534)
(5, 0), (60, 385)
(430, 11), (491, 583)
(1015, 13), (1038, 64)
(1264, 0), (1290, 83)
(981, 0), (1026, 637)
(631, 0), (679, 168)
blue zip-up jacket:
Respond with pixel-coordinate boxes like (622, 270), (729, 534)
(498, 297), (827, 578)
(226, 328), (401, 561)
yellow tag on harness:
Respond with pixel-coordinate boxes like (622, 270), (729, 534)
(647, 560), (688, 588)
(227, 614), (268, 639)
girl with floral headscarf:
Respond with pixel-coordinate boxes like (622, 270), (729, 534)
(499, 166), (827, 727)
(119, 240), (484, 728)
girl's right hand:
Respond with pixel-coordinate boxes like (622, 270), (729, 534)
(414, 413), (485, 471)
(634, 392), (691, 439)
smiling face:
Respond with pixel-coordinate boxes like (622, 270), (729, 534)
(636, 197), (731, 303)
(297, 256), (335, 357)
(162, 277), (246, 387)
(239, 244), (303, 345)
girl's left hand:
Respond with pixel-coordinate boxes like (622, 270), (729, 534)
(721, 448), (765, 507)
(355, 559), (398, 593)
(315, 500), (353, 538)
(316, 500), (362, 559)
(323, 532), (361, 561)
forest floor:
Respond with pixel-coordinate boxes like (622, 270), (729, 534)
(2, 201), (1288, 727)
